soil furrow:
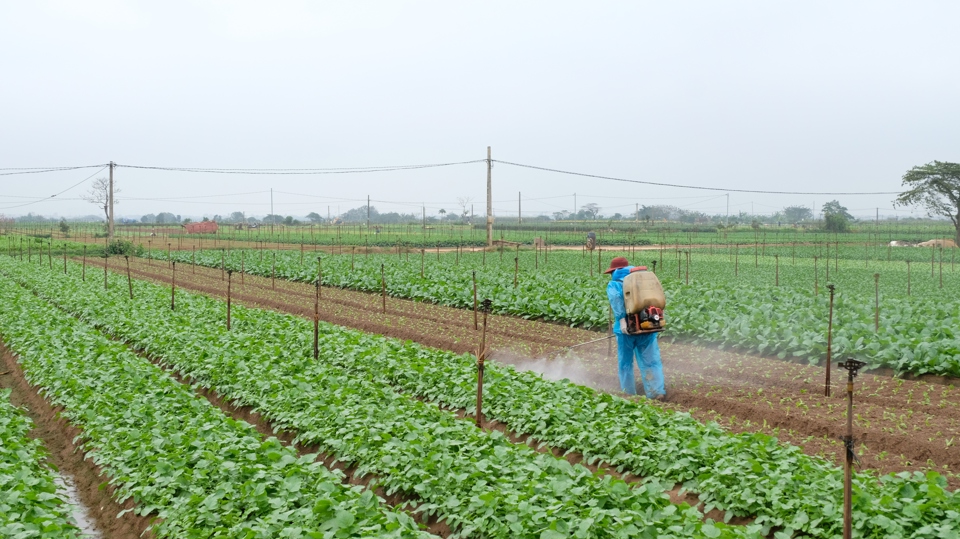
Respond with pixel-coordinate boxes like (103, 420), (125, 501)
(0, 346), (155, 539)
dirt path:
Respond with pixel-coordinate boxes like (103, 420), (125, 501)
(0, 347), (155, 539)
(85, 256), (960, 490)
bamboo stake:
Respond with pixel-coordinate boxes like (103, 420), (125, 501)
(125, 256), (133, 299)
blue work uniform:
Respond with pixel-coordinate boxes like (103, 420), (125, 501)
(607, 266), (666, 398)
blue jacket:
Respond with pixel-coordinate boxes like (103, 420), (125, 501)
(607, 266), (632, 334)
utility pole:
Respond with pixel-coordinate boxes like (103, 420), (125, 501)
(270, 188), (274, 217)
(518, 192), (521, 225)
(367, 195), (371, 229)
(635, 202), (639, 222)
(725, 194), (729, 226)
(486, 146), (493, 246)
(327, 206), (330, 221)
(108, 161), (115, 239)
(574, 193), (577, 216)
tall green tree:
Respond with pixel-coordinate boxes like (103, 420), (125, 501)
(782, 205), (813, 223)
(895, 161), (960, 245)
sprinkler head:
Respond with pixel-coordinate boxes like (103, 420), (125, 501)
(827, 284), (836, 293)
(838, 359), (866, 378)
(481, 298), (493, 313)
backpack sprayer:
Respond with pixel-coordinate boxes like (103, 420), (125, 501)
(621, 266), (666, 334)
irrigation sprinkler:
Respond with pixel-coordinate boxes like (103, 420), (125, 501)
(651, 260), (657, 274)
(226, 270), (233, 330)
(825, 284), (836, 397)
(125, 256), (133, 299)
(476, 298), (493, 428)
(839, 358), (867, 539)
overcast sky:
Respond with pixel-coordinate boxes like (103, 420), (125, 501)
(1, 1), (958, 220)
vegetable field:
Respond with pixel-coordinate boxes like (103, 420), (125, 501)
(144, 243), (960, 378)
(1, 250), (959, 537)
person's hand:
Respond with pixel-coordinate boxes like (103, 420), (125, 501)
(619, 319), (627, 333)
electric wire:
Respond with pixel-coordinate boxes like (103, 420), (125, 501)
(116, 160), (485, 175)
(0, 164), (109, 176)
(0, 166), (109, 211)
(492, 159), (902, 196)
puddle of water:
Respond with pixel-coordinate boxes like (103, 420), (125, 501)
(53, 474), (102, 538)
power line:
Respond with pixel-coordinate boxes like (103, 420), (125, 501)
(0, 166), (108, 210)
(493, 159), (902, 196)
(0, 164), (109, 176)
(115, 160), (485, 175)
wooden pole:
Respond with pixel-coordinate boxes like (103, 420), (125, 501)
(473, 270), (478, 330)
(775, 254), (779, 286)
(476, 299), (492, 428)
(272, 252), (276, 289)
(317, 257), (322, 299)
(241, 251), (245, 285)
(171, 261), (176, 310)
(63, 244), (67, 274)
(874, 273), (880, 332)
(825, 284), (835, 397)
(814, 256), (819, 296)
(313, 276), (320, 360)
(125, 256), (133, 299)
(226, 270), (232, 330)
(907, 260), (911, 296)
(381, 263), (387, 313)
(82, 245), (86, 281)
(104, 253), (108, 289)
(420, 248), (425, 278)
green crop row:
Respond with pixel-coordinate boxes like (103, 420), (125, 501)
(2, 257), (755, 539)
(0, 389), (81, 539)
(0, 275), (433, 538)
(143, 248), (960, 377)
(9, 257), (960, 538)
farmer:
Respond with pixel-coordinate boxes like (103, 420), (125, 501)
(605, 256), (666, 400)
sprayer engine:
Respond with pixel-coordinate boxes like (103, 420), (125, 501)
(626, 306), (665, 334)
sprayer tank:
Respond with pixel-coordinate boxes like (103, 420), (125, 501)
(623, 270), (665, 314)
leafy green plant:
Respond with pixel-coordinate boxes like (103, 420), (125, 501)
(0, 389), (81, 538)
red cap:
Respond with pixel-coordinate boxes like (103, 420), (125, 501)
(604, 256), (629, 274)
(629, 266), (648, 272)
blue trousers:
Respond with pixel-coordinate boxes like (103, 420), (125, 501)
(616, 332), (665, 398)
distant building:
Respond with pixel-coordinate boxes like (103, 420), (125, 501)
(183, 221), (219, 234)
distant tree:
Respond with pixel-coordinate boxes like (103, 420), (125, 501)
(263, 214), (284, 224)
(783, 205), (813, 223)
(438, 209), (447, 218)
(456, 197), (473, 222)
(306, 212), (323, 223)
(581, 203), (600, 220)
(228, 211), (246, 223)
(59, 218), (70, 235)
(283, 216), (294, 226)
(202, 217), (210, 222)
(82, 177), (119, 223)
(140, 214), (156, 224)
(895, 161), (960, 245)
(183, 218), (192, 224)
(821, 200), (853, 233)
(552, 210), (571, 220)
(156, 212), (178, 224)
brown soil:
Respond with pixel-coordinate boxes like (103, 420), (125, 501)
(0, 346), (155, 539)
(83, 256), (960, 491)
